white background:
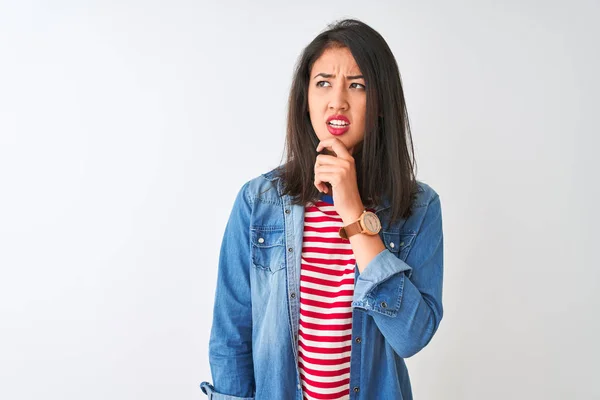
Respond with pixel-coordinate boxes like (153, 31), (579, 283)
(1, 1), (598, 399)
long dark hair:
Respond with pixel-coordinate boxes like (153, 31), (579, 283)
(277, 18), (419, 224)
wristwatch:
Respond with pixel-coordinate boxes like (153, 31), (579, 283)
(339, 210), (382, 240)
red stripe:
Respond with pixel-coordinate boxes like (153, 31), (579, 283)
(300, 372), (350, 389)
(300, 298), (352, 309)
(301, 275), (354, 288)
(302, 246), (354, 255)
(302, 385), (349, 400)
(299, 353), (351, 366)
(299, 360), (351, 377)
(300, 321), (352, 331)
(304, 215), (342, 223)
(303, 257), (355, 266)
(304, 225), (343, 233)
(300, 308), (352, 320)
(303, 236), (349, 244)
(305, 206), (341, 216)
(299, 340), (351, 354)
(300, 263), (355, 277)
(299, 330), (352, 343)
(300, 286), (354, 299)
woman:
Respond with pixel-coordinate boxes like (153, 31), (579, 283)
(200, 18), (444, 400)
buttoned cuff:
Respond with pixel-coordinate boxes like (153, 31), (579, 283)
(352, 249), (412, 317)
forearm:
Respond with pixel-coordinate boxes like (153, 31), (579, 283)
(352, 249), (442, 358)
(349, 194), (444, 358)
(340, 205), (386, 274)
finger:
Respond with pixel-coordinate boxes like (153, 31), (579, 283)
(313, 177), (328, 193)
(314, 172), (339, 188)
(316, 138), (352, 161)
(315, 154), (340, 166)
(314, 161), (341, 194)
(313, 171), (328, 193)
(314, 168), (338, 193)
(319, 147), (337, 157)
(315, 166), (341, 184)
(315, 165), (340, 174)
(316, 138), (339, 154)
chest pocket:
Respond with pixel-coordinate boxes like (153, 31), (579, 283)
(382, 230), (417, 278)
(250, 227), (286, 273)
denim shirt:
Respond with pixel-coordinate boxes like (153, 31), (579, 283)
(200, 167), (444, 400)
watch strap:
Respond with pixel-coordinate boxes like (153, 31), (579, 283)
(339, 220), (363, 240)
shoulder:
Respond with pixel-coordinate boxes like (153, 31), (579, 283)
(403, 180), (442, 234)
(386, 179), (441, 234)
(235, 166), (284, 206)
(414, 180), (440, 208)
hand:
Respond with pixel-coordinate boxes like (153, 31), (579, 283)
(314, 138), (365, 223)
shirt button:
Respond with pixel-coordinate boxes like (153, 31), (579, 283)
(288, 247), (293, 252)
(353, 386), (360, 393)
(258, 237), (265, 244)
(389, 241), (395, 248)
(355, 337), (361, 343)
(285, 209), (291, 214)
(381, 301), (388, 308)
(290, 292), (296, 299)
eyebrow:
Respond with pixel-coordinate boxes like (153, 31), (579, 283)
(313, 73), (364, 80)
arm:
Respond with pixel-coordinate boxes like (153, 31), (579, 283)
(200, 181), (256, 399)
(351, 194), (444, 358)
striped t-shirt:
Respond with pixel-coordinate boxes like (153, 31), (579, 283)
(298, 193), (375, 400)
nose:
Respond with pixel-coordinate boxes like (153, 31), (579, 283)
(328, 84), (349, 111)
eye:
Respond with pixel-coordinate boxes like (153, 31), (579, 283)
(316, 81), (331, 88)
(350, 82), (366, 89)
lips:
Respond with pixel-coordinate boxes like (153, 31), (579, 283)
(326, 114), (350, 136)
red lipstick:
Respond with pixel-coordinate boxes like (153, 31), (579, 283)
(326, 114), (350, 136)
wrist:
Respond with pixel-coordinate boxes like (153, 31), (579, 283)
(340, 205), (366, 225)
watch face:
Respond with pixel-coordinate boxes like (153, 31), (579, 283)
(363, 212), (381, 233)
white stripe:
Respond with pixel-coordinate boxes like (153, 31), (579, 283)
(301, 379), (349, 395)
(300, 315), (352, 325)
(299, 325), (352, 337)
(301, 280), (354, 292)
(299, 358), (351, 372)
(300, 292), (354, 303)
(302, 252), (356, 262)
(300, 303), (352, 314)
(303, 219), (344, 227)
(300, 268), (355, 282)
(303, 232), (345, 240)
(305, 206), (338, 214)
(298, 335), (352, 349)
(299, 347), (353, 360)
(301, 243), (353, 252)
(302, 390), (348, 400)
(301, 259), (356, 269)
(299, 367), (351, 383)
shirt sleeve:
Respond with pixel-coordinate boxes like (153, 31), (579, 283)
(352, 194), (444, 358)
(202, 181), (256, 398)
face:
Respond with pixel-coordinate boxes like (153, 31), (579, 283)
(363, 212), (381, 233)
(307, 46), (367, 155)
